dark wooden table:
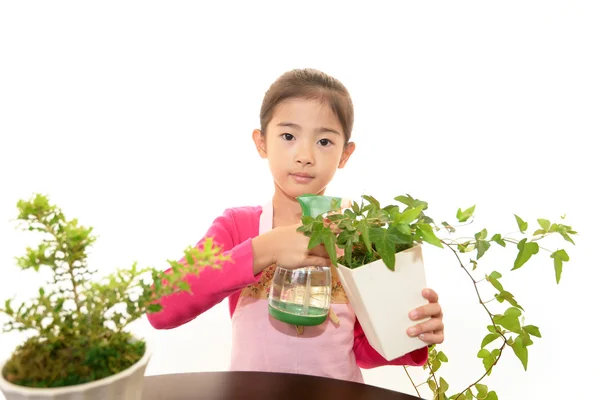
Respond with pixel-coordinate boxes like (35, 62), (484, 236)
(143, 371), (424, 400)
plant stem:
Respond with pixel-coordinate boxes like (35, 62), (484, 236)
(403, 366), (421, 398)
(441, 239), (511, 397)
(427, 361), (440, 399)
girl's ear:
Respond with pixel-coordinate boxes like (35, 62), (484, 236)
(252, 129), (267, 158)
(338, 141), (355, 168)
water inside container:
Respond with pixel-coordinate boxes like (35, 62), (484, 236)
(268, 266), (332, 326)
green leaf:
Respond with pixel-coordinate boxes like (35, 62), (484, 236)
(358, 219), (372, 254)
(322, 229), (338, 266)
(475, 384), (488, 399)
(512, 335), (529, 370)
(489, 271), (502, 280)
(476, 240), (491, 260)
(524, 325), (542, 338)
(457, 205), (476, 222)
(474, 228), (488, 241)
(537, 218), (550, 231)
(481, 333), (500, 349)
(477, 349), (495, 374)
(514, 214), (528, 233)
(494, 307), (522, 333)
(395, 205), (424, 224)
(487, 325), (498, 334)
(147, 303), (163, 313)
(512, 239), (539, 270)
(370, 227), (397, 271)
(428, 379), (437, 392)
(416, 223), (443, 248)
(495, 290), (524, 311)
(442, 221), (456, 233)
(488, 272), (504, 292)
(551, 249), (569, 283)
(362, 195), (380, 209)
(177, 281), (191, 292)
(440, 377), (449, 393)
(352, 201), (360, 214)
(491, 233), (506, 247)
(438, 351), (449, 362)
(395, 194), (428, 210)
(487, 392), (499, 400)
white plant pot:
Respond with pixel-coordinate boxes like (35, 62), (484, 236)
(336, 244), (430, 361)
(0, 342), (151, 400)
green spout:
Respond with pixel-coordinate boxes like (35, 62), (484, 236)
(296, 194), (344, 218)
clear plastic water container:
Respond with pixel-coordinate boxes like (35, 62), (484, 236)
(268, 266), (332, 326)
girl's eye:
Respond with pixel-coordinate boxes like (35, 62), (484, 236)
(318, 139), (332, 146)
(282, 133), (294, 141)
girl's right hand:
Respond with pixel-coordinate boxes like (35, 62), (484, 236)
(251, 224), (331, 274)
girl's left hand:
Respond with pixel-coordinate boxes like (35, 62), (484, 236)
(407, 288), (445, 345)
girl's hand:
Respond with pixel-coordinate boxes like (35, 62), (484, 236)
(407, 288), (445, 345)
(252, 224), (331, 274)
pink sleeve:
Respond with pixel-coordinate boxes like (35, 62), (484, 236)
(146, 209), (261, 330)
(353, 319), (429, 369)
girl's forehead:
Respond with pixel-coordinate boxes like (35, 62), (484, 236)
(271, 98), (339, 125)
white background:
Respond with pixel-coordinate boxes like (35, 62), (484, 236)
(1, 1), (598, 399)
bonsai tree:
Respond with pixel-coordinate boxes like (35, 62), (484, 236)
(298, 194), (576, 400)
(0, 193), (228, 389)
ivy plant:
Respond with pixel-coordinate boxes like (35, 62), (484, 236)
(0, 193), (228, 388)
(298, 194), (576, 400)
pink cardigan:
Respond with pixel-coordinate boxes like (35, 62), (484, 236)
(146, 205), (428, 369)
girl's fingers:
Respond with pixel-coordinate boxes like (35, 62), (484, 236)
(409, 303), (442, 320)
(418, 332), (445, 345)
(407, 318), (444, 337)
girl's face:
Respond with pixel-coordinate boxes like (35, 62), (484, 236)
(253, 97), (355, 199)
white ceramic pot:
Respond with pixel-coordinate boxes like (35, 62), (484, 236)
(0, 342), (151, 400)
(336, 244), (430, 361)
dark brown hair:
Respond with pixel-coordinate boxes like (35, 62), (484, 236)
(259, 68), (354, 144)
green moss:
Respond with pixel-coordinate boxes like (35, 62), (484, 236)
(2, 331), (145, 388)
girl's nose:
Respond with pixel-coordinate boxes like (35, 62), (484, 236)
(295, 144), (315, 165)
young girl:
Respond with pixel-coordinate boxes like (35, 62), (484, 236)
(147, 68), (445, 383)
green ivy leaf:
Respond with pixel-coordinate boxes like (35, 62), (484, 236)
(476, 240), (491, 260)
(537, 218), (550, 231)
(442, 221), (455, 233)
(438, 351), (449, 362)
(495, 290), (524, 311)
(428, 379), (437, 393)
(358, 219), (372, 254)
(511, 335), (529, 370)
(416, 223), (443, 248)
(477, 349), (495, 374)
(322, 229), (338, 266)
(395, 194), (428, 210)
(493, 307), (522, 333)
(475, 384), (488, 399)
(550, 249), (569, 283)
(488, 272), (504, 292)
(440, 377), (449, 393)
(514, 214), (528, 233)
(523, 324), (542, 338)
(512, 239), (539, 270)
(487, 392), (499, 400)
(481, 333), (500, 349)
(457, 205), (476, 222)
(362, 195), (380, 209)
(370, 227), (397, 271)
(395, 205), (424, 224)
(491, 233), (506, 247)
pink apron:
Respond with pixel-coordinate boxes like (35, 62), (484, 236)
(229, 201), (364, 383)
